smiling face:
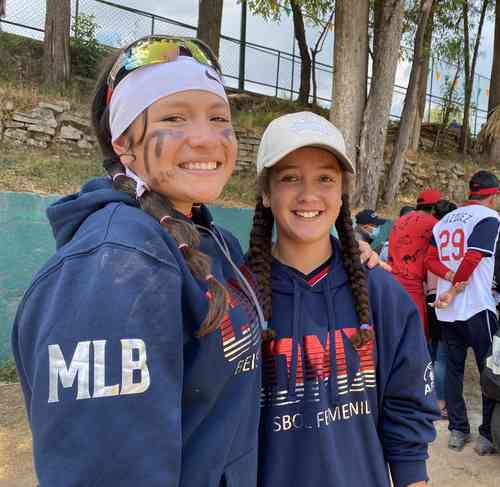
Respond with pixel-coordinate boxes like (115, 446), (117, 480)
(112, 90), (237, 215)
(263, 147), (344, 250)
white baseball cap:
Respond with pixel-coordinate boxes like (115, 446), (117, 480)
(256, 111), (355, 175)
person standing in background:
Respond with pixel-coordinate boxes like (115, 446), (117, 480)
(431, 171), (500, 455)
(426, 200), (458, 420)
(379, 206), (414, 262)
(354, 209), (387, 246)
(388, 189), (451, 338)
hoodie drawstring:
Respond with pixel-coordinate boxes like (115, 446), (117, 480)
(324, 288), (340, 405)
(288, 281), (302, 401)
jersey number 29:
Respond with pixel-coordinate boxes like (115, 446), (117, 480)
(439, 229), (465, 261)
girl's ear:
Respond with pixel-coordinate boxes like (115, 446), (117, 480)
(111, 134), (133, 167)
(262, 192), (271, 208)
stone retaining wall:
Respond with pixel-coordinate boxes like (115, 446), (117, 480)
(0, 100), (95, 151)
(0, 99), (261, 172)
(1, 98), (493, 202)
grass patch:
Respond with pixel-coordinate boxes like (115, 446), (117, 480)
(230, 92), (329, 131)
(0, 147), (257, 206)
(0, 149), (103, 194)
(0, 359), (18, 383)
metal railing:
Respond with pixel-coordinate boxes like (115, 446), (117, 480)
(0, 0), (490, 135)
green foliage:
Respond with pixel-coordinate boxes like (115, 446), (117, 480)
(430, 71), (463, 127)
(0, 360), (18, 383)
(70, 13), (108, 78)
(431, 0), (493, 64)
(243, 0), (333, 26)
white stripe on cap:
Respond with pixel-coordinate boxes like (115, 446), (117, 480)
(109, 57), (228, 142)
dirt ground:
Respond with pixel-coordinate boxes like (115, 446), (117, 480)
(1, 352), (500, 487)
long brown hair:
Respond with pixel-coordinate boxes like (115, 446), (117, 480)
(246, 170), (374, 347)
(91, 50), (228, 336)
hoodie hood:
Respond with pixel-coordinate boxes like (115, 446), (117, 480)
(47, 177), (216, 250)
(47, 177), (135, 249)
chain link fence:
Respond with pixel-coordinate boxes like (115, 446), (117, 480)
(0, 0), (490, 135)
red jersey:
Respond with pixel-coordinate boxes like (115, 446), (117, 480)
(388, 210), (438, 283)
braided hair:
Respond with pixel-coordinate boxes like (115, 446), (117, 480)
(334, 193), (374, 347)
(246, 195), (274, 339)
(246, 170), (373, 348)
(91, 52), (228, 337)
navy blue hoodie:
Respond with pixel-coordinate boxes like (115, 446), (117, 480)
(258, 238), (439, 487)
(11, 177), (262, 487)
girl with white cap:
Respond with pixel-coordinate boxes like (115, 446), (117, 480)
(246, 111), (439, 487)
(11, 36), (264, 487)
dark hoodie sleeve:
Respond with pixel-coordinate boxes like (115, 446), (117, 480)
(12, 244), (184, 487)
(368, 268), (439, 487)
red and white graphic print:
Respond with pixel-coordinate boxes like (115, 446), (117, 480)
(261, 327), (376, 407)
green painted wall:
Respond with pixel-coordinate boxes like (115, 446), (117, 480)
(0, 192), (255, 364)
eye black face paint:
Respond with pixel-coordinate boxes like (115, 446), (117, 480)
(221, 128), (235, 141)
(143, 129), (185, 175)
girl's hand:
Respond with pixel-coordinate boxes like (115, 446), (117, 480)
(358, 240), (392, 273)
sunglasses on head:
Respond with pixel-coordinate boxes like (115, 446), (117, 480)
(106, 35), (223, 103)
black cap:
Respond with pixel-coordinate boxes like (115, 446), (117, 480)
(355, 209), (386, 226)
(469, 170), (500, 197)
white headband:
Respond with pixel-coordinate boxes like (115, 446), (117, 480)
(109, 57), (228, 142)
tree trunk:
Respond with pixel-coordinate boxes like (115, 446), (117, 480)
(488, 0), (500, 114)
(43, 0), (71, 87)
(197, 0), (224, 57)
(354, 0), (405, 208)
(460, 0), (489, 153)
(410, 4), (434, 152)
(461, 1), (471, 151)
(486, 0), (500, 162)
(290, 0), (311, 104)
(384, 0), (434, 205)
(330, 0), (369, 168)
(311, 9), (334, 109)
(311, 50), (318, 106)
(409, 60), (429, 151)
(433, 63), (461, 151)
(0, 0), (5, 31)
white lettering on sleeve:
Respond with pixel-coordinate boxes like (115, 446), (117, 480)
(92, 340), (120, 398)
(48, 341), (91, 403)
(120, 339), (150, 395)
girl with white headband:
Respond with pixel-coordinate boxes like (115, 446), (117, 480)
(11, 36), (264, 487)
